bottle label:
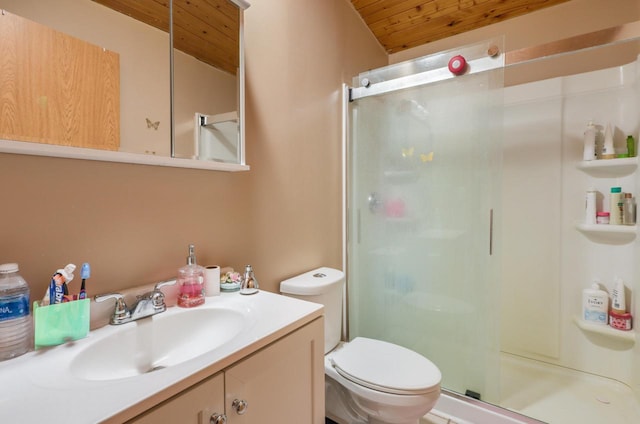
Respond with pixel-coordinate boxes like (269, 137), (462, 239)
(0, 294), (30, 322)
(584, 309), (607, 324)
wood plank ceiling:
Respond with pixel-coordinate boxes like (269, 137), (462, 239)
(90, 0), (571, 74)
(350, 0), (572, 54)
(91, 0), (240, 75)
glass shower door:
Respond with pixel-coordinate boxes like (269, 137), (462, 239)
(346, 42), (504, 403)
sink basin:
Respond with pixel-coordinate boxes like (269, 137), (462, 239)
(71, 307), (247, 381)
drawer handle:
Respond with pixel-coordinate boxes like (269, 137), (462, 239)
(232, 399), (248, 415)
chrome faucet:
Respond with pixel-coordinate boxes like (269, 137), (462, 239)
(95, 280), (176, 325)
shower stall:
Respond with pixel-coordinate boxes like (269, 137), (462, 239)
(344, 25), (640, 424)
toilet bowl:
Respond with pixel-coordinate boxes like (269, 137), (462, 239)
(280, 267), (441, 424)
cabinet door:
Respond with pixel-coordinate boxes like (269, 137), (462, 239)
(225, 317), (325, 424)
(130, 372), (225, 424)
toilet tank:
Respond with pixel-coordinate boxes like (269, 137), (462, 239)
(280, 267), (344, 354)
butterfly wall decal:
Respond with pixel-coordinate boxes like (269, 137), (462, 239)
(146, 118), (160, 130)
(401, 147), (414, 158)
(420, 151), (434, 162)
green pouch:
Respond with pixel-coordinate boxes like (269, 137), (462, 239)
(33, 299), (90, 348)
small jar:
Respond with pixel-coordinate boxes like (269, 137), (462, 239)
(596, 211), (610, 224)
(609, 311), (632, 331)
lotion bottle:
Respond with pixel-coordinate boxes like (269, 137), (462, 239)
(582, 282), (609, 325)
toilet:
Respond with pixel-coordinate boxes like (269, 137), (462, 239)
(280, 267), (441, 424)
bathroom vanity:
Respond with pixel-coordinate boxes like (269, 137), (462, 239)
(0, 291), (324, 424)
(128, 318), (323, 423)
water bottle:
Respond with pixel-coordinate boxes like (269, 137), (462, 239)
(0, 263), (31, 361)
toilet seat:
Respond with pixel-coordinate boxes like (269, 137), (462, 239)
(329, 337), (441, 395)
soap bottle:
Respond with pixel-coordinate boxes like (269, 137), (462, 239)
(583, 121), (596, 161)
(582, 282), (609, 325)
(177, 244), (205, 308)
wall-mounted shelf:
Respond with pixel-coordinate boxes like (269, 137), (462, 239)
(577, 157), (638, 177)
(0, 139), (250, 172)
(575, 222), (637, 234)
(575, 222), (636, 243)
(573, 316), (635, 343)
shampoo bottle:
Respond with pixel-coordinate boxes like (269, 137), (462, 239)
(583, 121), (596, 161)
(585, 188), (597, 225)
(177, 244), (205, 308)
(583, 282), (609, 325)
(610, 187), (623, 225)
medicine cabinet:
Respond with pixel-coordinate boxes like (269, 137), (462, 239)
(0, 0), (249, 172)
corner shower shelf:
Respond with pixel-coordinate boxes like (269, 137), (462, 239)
(575, 222), (636, 243)
(577, 157), (638, 177)
(573, 316), (635, 343)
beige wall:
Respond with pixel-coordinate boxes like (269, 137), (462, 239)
(0, 0), (386, 299)
(5, 0), (638, 311)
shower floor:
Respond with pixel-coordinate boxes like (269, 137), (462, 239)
(422, 353), (639, 424)
(498, 352), (640, 423)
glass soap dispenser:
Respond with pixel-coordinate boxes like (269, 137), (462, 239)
(177, 244), (205, 307)
(240, 264), (259, 295)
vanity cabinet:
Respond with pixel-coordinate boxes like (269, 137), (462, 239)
(128, 317), (324, 424)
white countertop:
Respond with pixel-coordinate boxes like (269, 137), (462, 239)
(0, 290), (323, 424)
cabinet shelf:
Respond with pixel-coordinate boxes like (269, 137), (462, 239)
(573, 316), (635, 343)
(577, 157), (638, 177)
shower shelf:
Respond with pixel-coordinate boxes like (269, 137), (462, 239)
(576, 157), (637, 177)
(573, 316), (635, 343)
(575, 222), (636, 243)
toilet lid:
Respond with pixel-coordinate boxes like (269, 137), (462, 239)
(330, 337), (441, 395)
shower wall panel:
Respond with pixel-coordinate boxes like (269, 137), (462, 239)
(501, 59), (640, 387)
(501, 79), (563, 359)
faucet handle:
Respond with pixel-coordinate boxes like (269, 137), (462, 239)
(95, 293), (131, 324)
(151, 279), (176, 308)
(154, 279), (176, 291)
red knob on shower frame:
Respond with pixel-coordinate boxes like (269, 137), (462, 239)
(448, 55), (467, 75)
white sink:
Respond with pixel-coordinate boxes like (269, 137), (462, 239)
(71, 306), (247, 381)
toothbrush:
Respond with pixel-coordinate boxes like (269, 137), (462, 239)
(79, 263), (90, 300)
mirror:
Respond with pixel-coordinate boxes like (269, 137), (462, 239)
(0, 0), (248, 170)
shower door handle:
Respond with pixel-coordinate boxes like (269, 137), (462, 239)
(489, 209), (494, 256)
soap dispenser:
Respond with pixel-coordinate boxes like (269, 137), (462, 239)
(177, 244), (205, 308)
(240, 264), (259, 295)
